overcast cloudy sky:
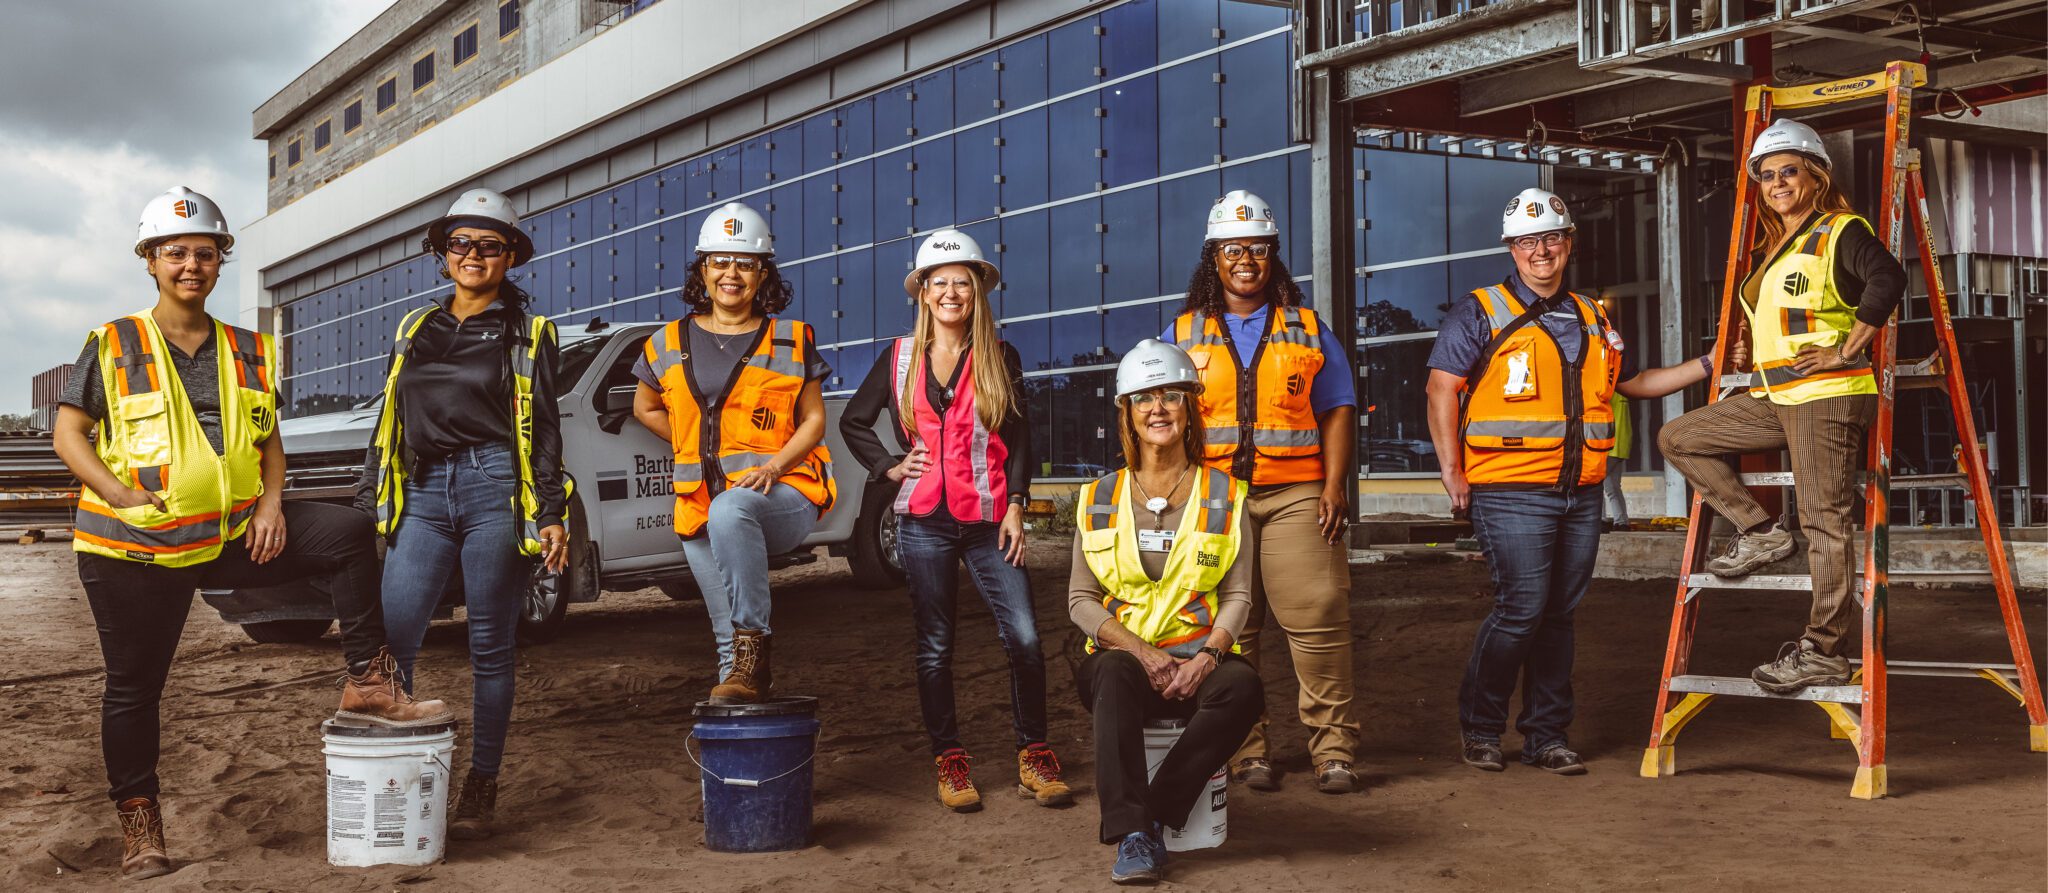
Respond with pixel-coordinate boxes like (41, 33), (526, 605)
(0, 2), (389, 415)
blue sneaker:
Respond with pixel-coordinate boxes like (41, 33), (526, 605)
(1110, 831), (1161, 885)
(1148, 821), (1170, 866)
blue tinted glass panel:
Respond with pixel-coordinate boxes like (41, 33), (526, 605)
(999, 107), (1048, 210)
(836, 248), (873, 343)
(1221, 0), (1291, 36)
(1363, 149), (1446, 263)
(525, 210), (558, 254)
(1158, 169), (1222, 291)
(794, 257), (833, 337)
(834, 342), (876, 390)
(656, 218), (690, 291)
(1002, 319), (1050, 372)
(837, 160), (874, 247)
(838, 98), (874, 158)
(1102, 184), (1160, 300)
(1103, 303), (1161, 359)
(742, 138), (771, 190)
(1053, 309), (1104, 367)
(1227, 154), (1289, 249)
(955, 54), (999, 126)
(1359, 261), (1447, 335)
(1158, 59), (1219, 173)
(686, 157), (716, 203)
(1100, 0), (1158, 79)
(912, 135), (956, 232)
(1449, 254), (1513, 301)
(1019, 376), (1055, 472)
(768, 184), (803, 259)
(804, 115), (839, 170)
(566, 198), (593, 245)
(804, 176), (837, 254)
(1291, 150), (1315, 274)
(955, 122), (1001, 221)
(875, 87), (914, 150)
(875, 150), (914, 238)
(1363, 338), (1440, 472)
(1101, 74), (1159, 187)
(657, 164), (689, 214)
(872, 239), (916, 338)
(1220, 36), (1290, 161)
(770, 124), (803, 182)
(1047, 18), (1100, 96)
(1050, 198), (1103, 312)
(999, 210), (1050, 318)
(914, 69), (953, 136)
(711, 146), (742, 199)
(1447, 156), (1539, 254)
(1159, 0), (1220, 60)
(1048, 94), (1101, 199)
(998, 35), (1048, 109)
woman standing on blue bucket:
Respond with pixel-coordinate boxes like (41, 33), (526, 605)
(841, 228), (1071, 813)
(362, 187), (572, 843)
(632, 202), (836, 704)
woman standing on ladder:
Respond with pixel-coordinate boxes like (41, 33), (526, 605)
(841, 228), (1070, 813)
(1164, 190), (1360, 794)
(1657, 119), (1905, 694)
(632, 202), (836, 704)
(364, 187), (571, 842)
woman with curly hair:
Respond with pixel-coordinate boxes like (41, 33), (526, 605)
(632, 202), (835, 704)
(1161, 189), (1360, 794)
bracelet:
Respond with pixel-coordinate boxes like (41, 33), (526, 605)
(1698, 354), (1713, 376)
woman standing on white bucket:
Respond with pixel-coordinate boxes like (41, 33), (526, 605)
(1067, 339), (1261, 885)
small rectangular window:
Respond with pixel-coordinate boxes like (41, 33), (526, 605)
(376, 76), (397, 112)
(453, 24), (478, 67)
(413, 51), (435, 92)
(288, 138), (303, 168)
(268, 154), (277, 180)
(343, 99), (363, 133)
(498, 0), (520, 38)
(314, 119), (332, 152)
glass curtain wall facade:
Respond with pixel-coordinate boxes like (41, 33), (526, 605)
(278, 0), (1304, 480)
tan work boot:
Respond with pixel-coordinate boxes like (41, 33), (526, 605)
(1016, 743), (1073, 807)
(935, 748), (982, 812)
(709, 629), (772, 704)
(337, 647), (455, 727)
(449, 771), (499, 841)
(116, 797), (172, 881)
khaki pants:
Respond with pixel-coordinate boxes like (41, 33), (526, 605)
(1230, 481), (1358, 766)
(1658, 393), (1876, 656)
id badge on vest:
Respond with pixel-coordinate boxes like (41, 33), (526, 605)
(1138, 529), (1176, 553)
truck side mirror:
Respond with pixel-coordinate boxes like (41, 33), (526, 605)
(597, 384), (638, 435)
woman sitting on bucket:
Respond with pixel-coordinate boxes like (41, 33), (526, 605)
(1068, 339), (1262, 885)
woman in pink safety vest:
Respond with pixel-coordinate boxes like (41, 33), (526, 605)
(841, 228), (1069, 814)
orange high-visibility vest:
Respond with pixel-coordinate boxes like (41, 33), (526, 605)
(642, 317), (835, 536)
(1172, 307), (1326, 485)
(1457, 283), (1619, 490)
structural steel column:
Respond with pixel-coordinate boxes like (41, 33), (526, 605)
(1656, 154), (1692, 518)
(1305, 66), (1360, 518)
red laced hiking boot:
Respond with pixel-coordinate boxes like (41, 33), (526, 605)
(1017, 743), (1074, 807)
(935, 748), (982, 812)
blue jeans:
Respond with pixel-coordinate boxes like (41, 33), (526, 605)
(896, 513), (1047, 755)
(679, 483), (819, 676)
(381, 442), (532, 777)
(1457, 484), (1603, 756)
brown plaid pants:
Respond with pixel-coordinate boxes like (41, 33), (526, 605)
(1658, 392), (1878, 656)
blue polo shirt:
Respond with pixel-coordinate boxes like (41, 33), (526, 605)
(1159, 305), (1357, 414)
(1426, 270), (1637, 381)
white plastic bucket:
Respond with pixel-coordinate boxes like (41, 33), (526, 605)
(321, 719), (456, 867)
(1142, 719), (1227, 851)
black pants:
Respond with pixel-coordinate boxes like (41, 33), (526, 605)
(78, 501), (387, 803)
(1077, 649), (1262, 843)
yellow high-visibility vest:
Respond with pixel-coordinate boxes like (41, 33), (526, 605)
(1077, 466), (1245, 656)
(1743, 212), (1880, 406)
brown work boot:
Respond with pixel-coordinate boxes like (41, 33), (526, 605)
(1230, 757), (1279, 791)
(116, 797), (172, 880)
(336, 647), (454, 727)
(1016, 743), (1073, 807)
(709, 629), (772, 704)
(1315, 759), (1359, 794)
(935, 748), (982, 812)
(449, 771), (499, 841)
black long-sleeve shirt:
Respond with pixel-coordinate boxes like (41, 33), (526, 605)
(354, 298), (567, 530)
(1745, 210), (1906, 327)
(840, 340), (1033, 511)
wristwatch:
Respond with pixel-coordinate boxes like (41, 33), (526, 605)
(1198, 646), (1225, 664)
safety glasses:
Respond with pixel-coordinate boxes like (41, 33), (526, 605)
(1510, 232), (1568, 252)
(1215, 243), (1274, 263)
(706, 254), (764, 273)
(1757, 164), (1805, 185)
(445, 235), (511, 258)
(1128, 390), (1189, 409)
(153, 245), (223, 265)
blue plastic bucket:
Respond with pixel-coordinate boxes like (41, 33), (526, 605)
(689, 696), (821, 853)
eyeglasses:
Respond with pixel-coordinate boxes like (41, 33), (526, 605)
(445, 235), (511, 258)
(706, 255), (764, 273)
(1128, 390), (1189, 409)
(925, 276), (976, 291)
(1510, 232), (1568, 252)
(1758, 165), (1804, 184)
(1215, 243), (1273, 262)
(153, 245), (223, 265)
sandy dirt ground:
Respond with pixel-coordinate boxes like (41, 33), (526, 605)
(0, 536), (2042, 891)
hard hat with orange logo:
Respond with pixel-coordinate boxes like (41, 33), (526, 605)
(134, 186), (234, 257)
(1205, 189), (1279, 241)
(1500, 187), (1575, 242)
(904, 228), (999, 298)
(424, 187), (535, 267)
(696, 202), (774, 257)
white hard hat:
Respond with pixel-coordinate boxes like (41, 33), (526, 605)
(426, 187), (534, 266)
(135, 186), (233, 257)
(903, 228), (1000, 298)
(1205, 189), (1279, 241)
(696, 202), (774, 257)
(1747, 118), (1831, 179)
(1115, 339), (1203, 400)
(1500, 187), (1576, 242)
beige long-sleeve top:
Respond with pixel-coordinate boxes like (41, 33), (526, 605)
(1067, 481), (1254, 657)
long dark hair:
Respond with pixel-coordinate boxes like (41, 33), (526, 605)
(681, 255), (795, 317)
(1177, 237), (1308, 319)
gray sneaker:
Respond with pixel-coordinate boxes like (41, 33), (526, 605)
(1705, 524), (1796, 577)
(1751, 640), (1852, 694)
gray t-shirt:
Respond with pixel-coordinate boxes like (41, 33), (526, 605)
(60, 330), (227, 455)
(631, 318), (831, 397)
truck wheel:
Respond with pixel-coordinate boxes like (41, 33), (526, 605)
(518, 505), (593, 645)
(241, 619), (333, 644)
(849, 481), (905, 590)
(657, 578), (701, 601)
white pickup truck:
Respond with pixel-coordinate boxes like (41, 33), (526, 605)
(199, 321), (902, 644)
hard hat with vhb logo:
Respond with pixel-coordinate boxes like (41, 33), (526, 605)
(425, 187), (535, 266)
(1205, 189), (1279, 241)
(903, 228), (1000, 298)
(1500, 187), (1576, 242)
(1115, 338), (1203, 399)
(695, 202), (774, 257)
(1746, 118), (1831, 179)
(135, 186), (233, 257)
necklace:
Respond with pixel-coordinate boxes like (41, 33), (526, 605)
(698, 318), (756, 352)
(1129, 464), (1192, 522)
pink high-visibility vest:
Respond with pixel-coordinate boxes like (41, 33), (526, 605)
(890, 337), (1009, 522)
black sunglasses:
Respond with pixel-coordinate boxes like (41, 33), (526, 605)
(446, 235), (511, 258)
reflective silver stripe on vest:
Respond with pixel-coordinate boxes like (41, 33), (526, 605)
(1251, 427), (1319, 448)
(1204, 428), (1240, 446)
(108, 318), (155, 397)
(1760, 358), (1872, 386)
(1480, 287), (1521, 333)
(970, 405), (995, 520)
(76, 500), (256, 551)
(1176, 334), (1227, 350)
(1268, 308), (1316, 347)
(746, 321), (808, 379)
(1465, 419), (1569, 438)
(136, 466), (166, 491)
(1584, 422), (1615, 441)
(1084, 472), (1120, 531)
(890, 337), (920, 515)
(719, 452), (783, 475)
(672, 463), (704, 486)
(1199, 468), (1232, 535)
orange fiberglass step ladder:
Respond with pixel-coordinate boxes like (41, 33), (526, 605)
(1639, 60), (2046, 800)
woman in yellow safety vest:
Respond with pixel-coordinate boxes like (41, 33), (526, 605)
(1657, 118), (1905, 696)
(1164, 189), (1359, 794)
(53, 187), (449, 881)
(362, 187), (571, 842)
(1068, 339), (1259, 885)
(632, 202), (835, 705)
